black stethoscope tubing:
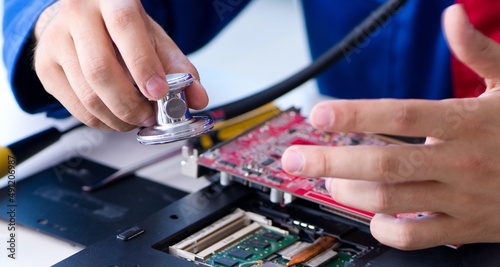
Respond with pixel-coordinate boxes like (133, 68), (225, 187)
(194, 0), (408, 121)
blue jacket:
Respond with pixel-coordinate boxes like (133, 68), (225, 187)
(3, 0), (453, 118)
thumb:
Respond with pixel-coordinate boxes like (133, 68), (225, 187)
(443, 4), (500, 89)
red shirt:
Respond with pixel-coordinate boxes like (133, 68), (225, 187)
(453, 0), (500, 97)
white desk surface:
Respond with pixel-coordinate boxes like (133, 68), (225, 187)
(0, 1), (330, 266)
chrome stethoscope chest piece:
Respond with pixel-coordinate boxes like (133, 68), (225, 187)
(137, 73), (214, 145)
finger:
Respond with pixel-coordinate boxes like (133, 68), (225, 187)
(67, 3), (156, 126)
(309, 99), (460, 139)
(185, 80), (210, 110)
(34, 25), (111, 130)
(151, 21), (209, 109)
(370, 213), (462, 250)
(57, 37), (137, 131)
(443, 4), (500, 88)
(326, 178), (446, 214)
(34, 60), (111, 130)
(100, 0), (168, 100)
(281, 144), (454, 182)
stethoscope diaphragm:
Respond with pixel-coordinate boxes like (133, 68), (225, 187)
(137, 73), (214, 145)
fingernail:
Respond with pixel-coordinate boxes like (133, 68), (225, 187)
(142, 116), (156, 127)
(146, 75), (168, 99)
(283, 151), (304, 173)
(311, 107), (332, 129)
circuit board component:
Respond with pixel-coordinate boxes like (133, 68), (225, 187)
(205, 228), (298, 266)
(168, 208), (351, 267)
(198, 108), (398, 224)
(169, 209), (298, 265)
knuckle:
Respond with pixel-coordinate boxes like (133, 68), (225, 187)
(83, 58), (112, 85)
(81, 91), (102, 111)
(34, 47), (53, 74)
(80, 106), (136, 132)
(350, 104), (363, 129)
(394, 103), (418, 130)
(129, 52), (154, 76)
(117, 110), (139, 125)
(370, 184), (392, 212)
(318, 151), (333, 177)
(463, 119), (490, 137)
(109, 7), (137, 29)
(81, 113), (102, 129)
(478, 40), (494, 58)
(113, 101), (146, 126)
(373, 153), (399, 180)
(79, 108), (135, 131)
(34, 66), (60, 95)
(454, 151), (491, 177)
(465, 37), (494, 66)
(34, 58), (52, 79)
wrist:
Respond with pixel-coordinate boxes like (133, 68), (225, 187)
(34, 1), (61, 40)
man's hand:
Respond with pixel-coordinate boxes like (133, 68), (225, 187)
(282, 4), (500, 249)
(34, 0), (208, 131)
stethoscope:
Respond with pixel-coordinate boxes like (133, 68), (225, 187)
(137, 0), (408, 145)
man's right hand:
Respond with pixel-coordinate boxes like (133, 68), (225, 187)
(34, 0), (208, 131)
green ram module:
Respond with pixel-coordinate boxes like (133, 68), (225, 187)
(206, 228), (298, 267)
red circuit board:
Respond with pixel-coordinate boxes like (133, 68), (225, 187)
(198, 108), (403, 224)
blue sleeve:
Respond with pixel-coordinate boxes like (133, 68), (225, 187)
(144, 0), (252, 55)
(2, 0), (250, 118)
(302, 0), (454, 100)
(2, 0), (65, 117)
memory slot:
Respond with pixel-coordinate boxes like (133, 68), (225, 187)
(170, 209), (249, 260)
(195, 222), (261, 260)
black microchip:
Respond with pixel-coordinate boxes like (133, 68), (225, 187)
(262, 232), (283, 242)
(214, 257), (239, 267)
(261, 158), (275, 166)
(267, 176), (284, 184)
(249, 239), (270, 249)
(116, 226), (144, 241)
(229, 249), (253, 259)
(219, 160), (237, 168)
